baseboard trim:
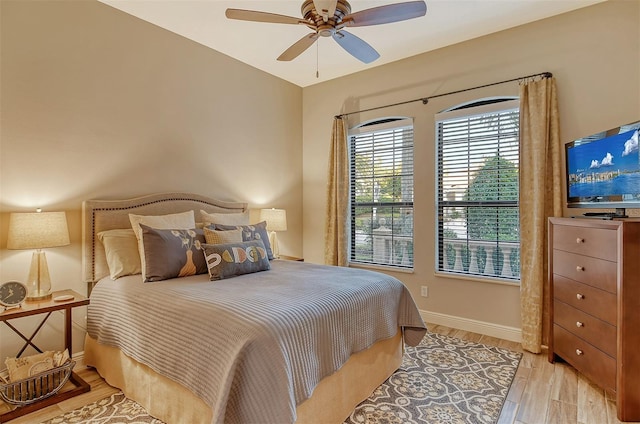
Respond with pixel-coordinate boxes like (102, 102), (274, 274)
(72, 351), (86, 368)
(420, 310), (522, 343)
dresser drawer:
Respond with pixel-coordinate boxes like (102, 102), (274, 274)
(553, 275), (617, 325)
(552, 250), (617, 293)
(554, 300), (617, 357)
(552, 224), (617, 261)
(553, 324), (616, 391)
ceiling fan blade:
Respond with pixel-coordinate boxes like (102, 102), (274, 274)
(332, 30), (380, 64)
(343, 0), (427, 27)
(278, 33), (320, 61)
(313, 0), (337, 21)
(225, 9), (307, 25)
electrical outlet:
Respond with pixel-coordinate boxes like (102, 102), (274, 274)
(421, 286), (428, 297)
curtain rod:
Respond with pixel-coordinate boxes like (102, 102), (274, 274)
(335, 71), (552, 119)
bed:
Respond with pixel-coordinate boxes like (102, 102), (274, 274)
(82, 192), (427, 424)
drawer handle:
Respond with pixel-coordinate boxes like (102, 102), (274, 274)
(576, 349), (583, 355)
(576, 237), (584, 244)
(576, 265), (584, 272)
(576, 293), (585, 300)
(576, 321), (584, 327)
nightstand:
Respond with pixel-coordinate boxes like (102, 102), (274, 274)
(0, 289), (90, 422)
(278, 255), (304, 262)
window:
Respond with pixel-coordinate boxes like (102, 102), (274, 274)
(436, 99), (520, 282)
(349, 118), (414, 269)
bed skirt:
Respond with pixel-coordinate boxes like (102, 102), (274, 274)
(84, 330), (403, 424)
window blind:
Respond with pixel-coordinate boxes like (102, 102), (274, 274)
(435, 100), (521, 281)
(349, 118), (414, 269)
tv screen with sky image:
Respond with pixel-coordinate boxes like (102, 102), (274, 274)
(566, 120), (640, 208)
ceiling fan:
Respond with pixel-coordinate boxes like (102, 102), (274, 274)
(225, 0), (427, 64)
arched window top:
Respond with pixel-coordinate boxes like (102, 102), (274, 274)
(352, 116), (410, 130)
(440, 96), (518, 114)
(350, 117), (412, 135)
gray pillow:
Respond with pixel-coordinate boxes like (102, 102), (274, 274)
(202, 240), (270, 281)
(213, 221), (274, 260)
(140, 225), (207, 282)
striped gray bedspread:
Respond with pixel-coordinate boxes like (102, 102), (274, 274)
(87, 260), (427, 423)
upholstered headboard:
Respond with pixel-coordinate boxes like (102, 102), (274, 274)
(82, 192), (248, 285)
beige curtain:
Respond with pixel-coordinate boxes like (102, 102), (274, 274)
(324, 116), (349, 266)
(519, 76), (563, 353)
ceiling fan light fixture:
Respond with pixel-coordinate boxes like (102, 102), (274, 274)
(226, 0), (427, 63)
(318, 26), (334, 37)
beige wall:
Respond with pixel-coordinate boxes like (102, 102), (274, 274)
(1, 0), (638, 360)
(302, 0), (640, 330)
(0, 0), (302, 358)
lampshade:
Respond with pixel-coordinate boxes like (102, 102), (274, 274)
(259, 208), (287, 232)
(7, 211), (70, 301)
(7, 212), (70, 250)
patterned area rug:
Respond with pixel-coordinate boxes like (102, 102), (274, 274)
(345, 332), (522, 424)
(42, 392), (163, 424)
(43, 332), (521, 424)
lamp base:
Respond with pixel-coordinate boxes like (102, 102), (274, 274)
(268, 231), (280, 259)
(25, 250), (53, 301)
(27, 292), (53, 301)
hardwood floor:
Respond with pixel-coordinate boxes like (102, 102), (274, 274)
(2, 324), (637, 423)
(428, 324), (637, 424)
(0, 365), (119, 424)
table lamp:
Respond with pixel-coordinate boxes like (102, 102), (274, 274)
(259, 208), (287, 259)
(7, 210), (70, 301)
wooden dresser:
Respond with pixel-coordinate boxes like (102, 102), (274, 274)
(548, 217), (640, 421)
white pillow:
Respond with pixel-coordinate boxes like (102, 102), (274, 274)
(129, 210), (196, 277)
(98, 229), (141, 279)
(129, 210), (196, 240)
(200, 210), (249, 226)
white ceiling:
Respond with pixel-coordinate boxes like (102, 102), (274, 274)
(99, 0), (605, 87)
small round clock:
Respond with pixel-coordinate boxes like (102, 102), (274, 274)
(0, 281), (28, 309)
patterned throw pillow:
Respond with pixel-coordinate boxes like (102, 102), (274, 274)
(129, 210), (196, 278)
(202, 240), (270, 281)
(213, 221), (274, 260)
(140, 225), (207, 282)
(203, 227), (243, 245)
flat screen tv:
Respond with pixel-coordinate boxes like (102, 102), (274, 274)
(565, 119), (640, 217)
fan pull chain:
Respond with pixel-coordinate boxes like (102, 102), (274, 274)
(316, 39), (319, 79)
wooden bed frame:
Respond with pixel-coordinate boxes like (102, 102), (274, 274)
(82, 192), (404, 423)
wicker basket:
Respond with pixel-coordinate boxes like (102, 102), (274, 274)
(0, 360), (75, 406)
